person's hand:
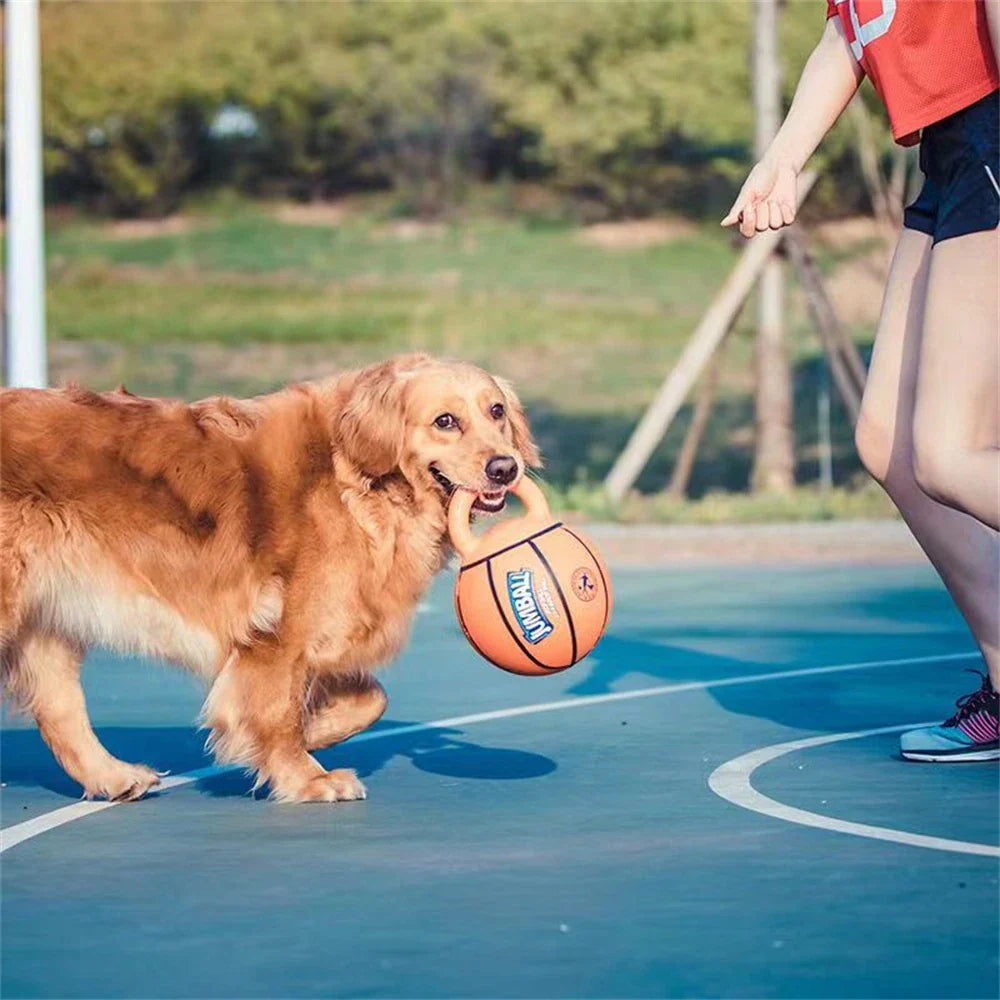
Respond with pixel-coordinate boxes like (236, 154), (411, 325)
(721, 157), (798, 238)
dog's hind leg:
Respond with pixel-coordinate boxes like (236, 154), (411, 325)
(203, 643), (367, 803)
(10, 632), (161, 801)
(304, 673), (387, 751)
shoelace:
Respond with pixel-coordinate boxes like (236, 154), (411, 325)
(943, 670), (998, 729)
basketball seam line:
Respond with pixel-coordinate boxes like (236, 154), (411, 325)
(528, 539), (577, 666)
(459, 522), (563, 572)
(561, 525), (611, 633)
(485, 559), (551, 670)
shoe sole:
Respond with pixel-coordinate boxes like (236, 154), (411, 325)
(901, 746), (1000, 762)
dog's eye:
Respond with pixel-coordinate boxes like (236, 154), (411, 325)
(489, 403), (505, 420)
(434, 413), (458, 430)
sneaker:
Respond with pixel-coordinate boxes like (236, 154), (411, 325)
(900, 671), (999, 762)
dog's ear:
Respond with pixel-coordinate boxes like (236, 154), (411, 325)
(337, 360), (410, 480)
(496, 377), (542, 468)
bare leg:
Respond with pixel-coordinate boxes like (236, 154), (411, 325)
(13, 633), (161, 800)
(203, 642), (366, 803)
(912, 229), (1000, 530)
(855, 229), (1000, 685)
(304, 673), (387, 752)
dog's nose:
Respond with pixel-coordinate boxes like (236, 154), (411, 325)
(485, 455), (518, 485)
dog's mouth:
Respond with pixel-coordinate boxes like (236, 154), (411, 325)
(430, 465), (508, 514)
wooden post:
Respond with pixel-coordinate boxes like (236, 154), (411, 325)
(666, 347), (723, 499)
(603, 173), (817, 503)
(751, 0), (794, 493)
(784, 228), (865, 422)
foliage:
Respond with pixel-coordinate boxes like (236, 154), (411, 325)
(29, 0), (893, 216)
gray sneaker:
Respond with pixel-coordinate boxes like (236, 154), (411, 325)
(900, 672), (999, 762)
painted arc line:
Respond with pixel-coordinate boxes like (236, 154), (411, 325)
(0, 649), (980, 854)
(708, 723), (1000, 858)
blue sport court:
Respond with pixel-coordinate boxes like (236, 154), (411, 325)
(2, 554), (998, 998)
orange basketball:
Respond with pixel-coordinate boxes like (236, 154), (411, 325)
(448, 478), (612, 676)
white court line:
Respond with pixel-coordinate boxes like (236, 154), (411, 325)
(709, 724), (1000, 858)
(0, 650), (980, 854)
(984, 163), (1000, 199)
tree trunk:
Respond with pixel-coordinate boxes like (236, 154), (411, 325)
(752, 0), (795, 493)
(753, 263), (796, 492)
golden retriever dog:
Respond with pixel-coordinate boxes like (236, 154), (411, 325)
(0, 354), (539, 803)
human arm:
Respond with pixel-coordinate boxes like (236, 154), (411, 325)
(722, 15), (865, 238)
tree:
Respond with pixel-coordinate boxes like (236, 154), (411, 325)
(750, 0), (795, 493)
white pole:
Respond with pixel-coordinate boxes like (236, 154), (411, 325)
(4, 0), (48, 388)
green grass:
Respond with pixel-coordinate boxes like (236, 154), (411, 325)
(46, 206), (745, 418)
(41, 200), (886, 520)
(544, 478), (897, 523)
(49, 211), (733, 304)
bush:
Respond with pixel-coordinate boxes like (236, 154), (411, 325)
(31, 0), (891, 217)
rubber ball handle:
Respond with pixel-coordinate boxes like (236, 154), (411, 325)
(447, 475), (552, 562)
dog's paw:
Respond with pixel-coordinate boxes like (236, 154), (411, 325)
(292, 768), (367, 804)
(84, 761), (162, 802)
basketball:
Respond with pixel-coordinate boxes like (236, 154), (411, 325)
(448, 477), (612, 675)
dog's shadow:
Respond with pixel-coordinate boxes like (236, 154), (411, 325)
(0, 720), (556, 801)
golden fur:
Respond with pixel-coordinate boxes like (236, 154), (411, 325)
(0, 355), (539, 802)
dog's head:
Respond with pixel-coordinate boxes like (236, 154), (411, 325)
(337, 355), (540, 514)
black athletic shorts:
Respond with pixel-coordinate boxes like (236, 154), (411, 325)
(903, 88), (1000, 244)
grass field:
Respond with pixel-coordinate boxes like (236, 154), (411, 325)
(39, 195), (895, 519)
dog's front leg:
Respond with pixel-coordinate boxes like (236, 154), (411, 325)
(203, 641), (366, 803)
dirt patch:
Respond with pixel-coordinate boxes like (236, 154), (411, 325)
(106, 216), (199, 240)
(822, 248), (892, 327)
(542, 291), (661, 315)
(511, 183), (563, 215)
(812, 215), (890, 252)
(273, 201), (351, 228)
(370, 219), (448, 242)
(796, 216), (895, 329)
(578, 218), (697, 250)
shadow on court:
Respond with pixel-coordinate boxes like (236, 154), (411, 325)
(0, 721), (557, 801)
(566, 579), (977, 734)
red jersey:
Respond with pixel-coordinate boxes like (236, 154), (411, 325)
(826, 0), (999, 144)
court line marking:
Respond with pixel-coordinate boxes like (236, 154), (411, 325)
(984, 163), (1000, 199)
(709, 724), (1000, 858)
(0, 650), (979, 854)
